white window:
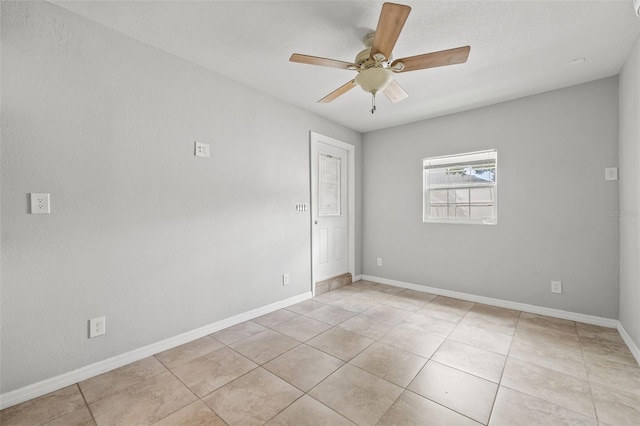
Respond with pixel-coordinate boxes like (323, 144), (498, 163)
(318, 153), (341, 216)
(423, 150), (497, 224)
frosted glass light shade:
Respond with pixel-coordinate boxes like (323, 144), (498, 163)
(355, 68), (393, 94)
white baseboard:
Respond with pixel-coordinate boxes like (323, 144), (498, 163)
(361, 275), (619, 328)
(0, 291), (312, 410)
(352, 275), (362, 282)
(617, 323), (640, 365)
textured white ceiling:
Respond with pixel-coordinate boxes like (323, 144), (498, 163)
(52, 1), (640, 133)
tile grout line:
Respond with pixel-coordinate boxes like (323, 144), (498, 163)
(75, 383), (98, 426)
(155, 365), (203, 425)
(485, 310), (522, 425)
(579, 333), (602, 425)
(180, 332), (263, 424)
(360, 307), (462, 425)
(260, 393), (306, 425)
(154, 332), (263, 425)
(502, 314), (605, 423)
(76, 358), (172, 408)
(297, 290), (407, 425)
(35, 384), (97, 426)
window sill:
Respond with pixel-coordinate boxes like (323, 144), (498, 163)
(423, 218), (497, 225)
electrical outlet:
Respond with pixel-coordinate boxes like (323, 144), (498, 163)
(194, 142), (210, 158)
(376, 257), (383, 267)
(30, 193), (50, 214)
(282, 273), (290, 286)
(605, 167), (618, 181)
(551, 281), (562, 294)
(89, 316), (106, 338)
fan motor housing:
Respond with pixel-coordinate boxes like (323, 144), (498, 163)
(355, 32), (392, 69)
(355, 48), (373, 67)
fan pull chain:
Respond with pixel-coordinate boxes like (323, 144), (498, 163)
(371, 92), (377, 114)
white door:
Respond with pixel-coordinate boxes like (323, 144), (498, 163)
(311, 138), (349, 288)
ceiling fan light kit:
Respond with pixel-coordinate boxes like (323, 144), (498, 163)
(289, 2), (471, 113)
(354, 68), (393, 94)
(355, 67), (393, 113)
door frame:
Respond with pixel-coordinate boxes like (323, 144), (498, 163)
(309, 131), (355, 296)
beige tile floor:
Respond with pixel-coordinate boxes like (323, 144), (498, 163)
(3, 280), (640, 425)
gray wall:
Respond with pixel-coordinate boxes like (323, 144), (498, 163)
(362, 77), (619, 319)
(619, 33), (640, 349)
(0, 1), (361, 393)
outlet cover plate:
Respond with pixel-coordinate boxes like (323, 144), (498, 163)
(194, 142), (210, 158)
(376, 258), (383, 267)
(605, 167), (618, 181)
(89, 316), (106, 338)
(30, 193), (50, 214)
(551, 281), (562, 294)
(282, 274), (289, 286)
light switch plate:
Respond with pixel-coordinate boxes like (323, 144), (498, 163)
(605, 167), (618, 181)
(30, 193), (50, 214)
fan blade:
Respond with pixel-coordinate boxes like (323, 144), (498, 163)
(290, 54), (355, 70)
(383, 79), (408, 103)
(391, 46), (471, 73)
(371, 2), (411, 60)
(318, 80), (357, 103)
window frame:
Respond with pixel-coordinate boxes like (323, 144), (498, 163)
(422, 149), (498, 225)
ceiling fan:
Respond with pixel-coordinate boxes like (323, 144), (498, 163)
(290, 2), (471, 113)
